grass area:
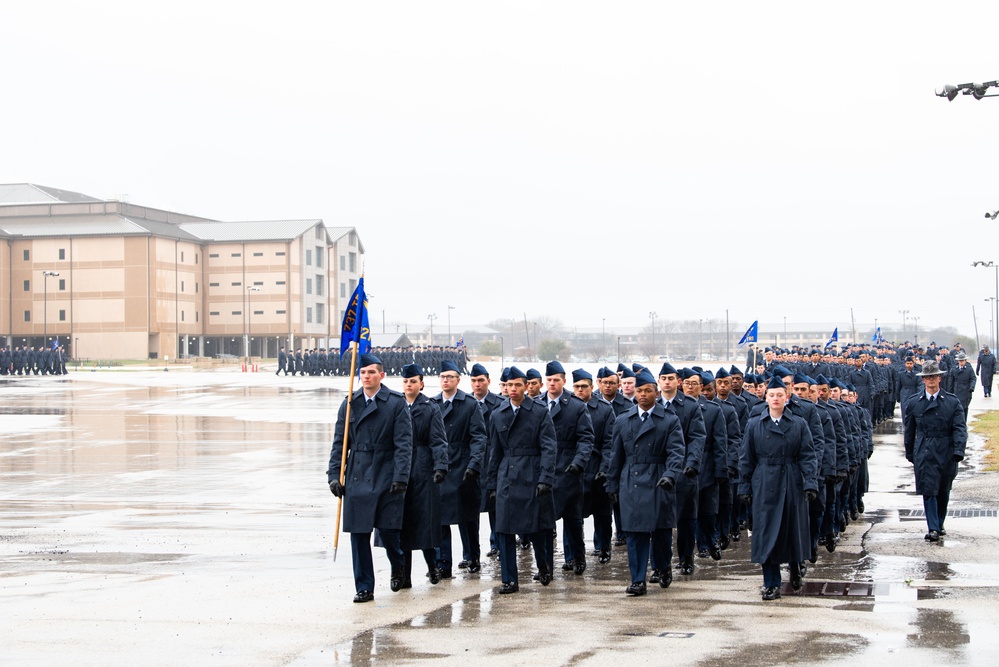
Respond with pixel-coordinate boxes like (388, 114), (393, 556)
(970, 411), (999, 472)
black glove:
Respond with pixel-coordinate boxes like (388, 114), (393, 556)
(462, 468), (479, 482)
(656, 476), (674, 491)
(488, 489), (497, 500)
(727, 467), (738, 479)
(738, 494), (751, 505)
(607, 492), (619, 504)
(804, 489), (817, 502)
(565, 463), (583, 476)
(954, 454), (964, 462)
(905, 455), (913, 463)
(867, 450), (873, 460)
(594, 470), (607, 482)
(432, 469), (446, 484)
(535, 483), (552, 497)
(716, 477), (729, 485)
(683, 467), (698, 479)
(390, 481), (407, 494)
(849, 465), (858, 474)
(329, 480), (345, 498)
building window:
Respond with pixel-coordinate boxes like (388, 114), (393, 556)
(24, 310), (30, 322)
(23, 280), (29, 291)
(276, 251), (286, 257)
(59, 248), (66, 260)
(306, 278), (312, 295)
(340, 256), (345, 270)
(196, 283), (199, 293)
(181, 311), (185, 322)
(232, 281), (241, 287)
(349, 278), (357, 292)
(231, 252), (241, 258)
(253, 252), (263, 257)
(276, 280), (286, 286)
(181, 251), (184, 262)
(209, 253), (219, 258)
(316, 226), (323, 240)
(316, 304), (324, 324)
(340, 283), (346, 298)
(196, 254), (199, 264)
(316, 247), (323, 268)
(196, 312), (199, 322)
(253, 281), (263, 286)
(276, 309), (286, 315)
(59, 279), (66, 291)
(349, 252), (356, 272)
(306, 249), (312, 266)
(210, 311), (220, 316)
(307, 307), (313, 323)
(316, 275), (323, 296)
(232, 310), (241, 316)
(181, 281), (185, 292)
(58, 310), (66, 321)
(349, 231), (356, 246)
(209, 282), (219, 287)
(23, 249), (30, 261)
(254, 310), (263, 316)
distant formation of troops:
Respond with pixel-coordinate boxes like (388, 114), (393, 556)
(0, 345), (70, 376)
(327, 338), (977, 603)
(277, 345), (467, 377)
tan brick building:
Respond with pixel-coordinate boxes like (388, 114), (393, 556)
(0, 184), (364, 360)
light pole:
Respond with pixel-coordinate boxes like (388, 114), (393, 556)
(986, 298), (997, 349)
(649, 311), (657, 361)
(246, 286), (260, 364)
(42, 271), (59, 348)
(912, 316), (920, 344)
(898, 309), (909, 339)
(447, 305), (455, 346)
(972, 261), (999, 357)
(427, 313), (437, 346)
(617, 336), (621, 363)
(936, 80), (999, 101)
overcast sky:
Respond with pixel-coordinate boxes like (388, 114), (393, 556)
(5, 2), (999, 339)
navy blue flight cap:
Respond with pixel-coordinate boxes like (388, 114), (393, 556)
(700, 370), (715, 384)
(500, 367), (511, 382)
(659, 362), (678, 377)
(620, 367), (637, 379)
(617, 363), (629, 373)
(632, 363), (648, 374)
(440, 360), (461, 375)
(679, 367), (698, 380)
(526, 368), (542, 380)
(470, 363), (489, 377)
(545, 360), (566, 376)
(634, 369), (658, 388)
(729, 365), (743, 376)
(766, 376), (786, 391)
(715, 367), (730, 379)
(506, 366), (527, 381)
(814, 374), (830, 385)
(772, 365), (793, 378)
(359, 352), (382, 368)
(792, 373), (810, 385)
(572, 368), (592, 383)
(597, 367), (616, 379)
(401, 363), (424, 378)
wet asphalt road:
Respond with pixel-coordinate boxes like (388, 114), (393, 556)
(2, 366), (998, 666)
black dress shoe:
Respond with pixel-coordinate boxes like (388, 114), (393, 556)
(680, 560), (694, 575)
(458, 560), (470, 569)
(790, 566), (803, 591)
(649, 569), (662, 584)
(573, 558), (586, 575)
(719, 534), (731, 549)
(926, 530), (940, 542)
(761, 586), (781, 601)
(697, 549), (709, 559)
(467, 560), (481, 573)
(498, 582), (519, 594)
(626, 581), (647, 596)
(938, 528), (947, 536)
(401, 578), (413, 589)
(538, 569), (553, 586)
(824, 534), (836, 553)
(614, 537), (627, 547)
(486, 548), (499, 558)
(353, 590), (374, 603)
(850, 510), (858, 521)
(562, 560), (575, 571)
(390, 572), (403, 592)
(659, 567), (673, 589)
(809, 546), (818, 564)
(598, 550), (611, 564)
(857, 501), (865, 513)
(439, 567), (453, 579)
(428, 568), (441, 585)
(709, 544), (722, 561)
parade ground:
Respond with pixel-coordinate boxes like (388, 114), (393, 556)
(2, 364), (999, 666)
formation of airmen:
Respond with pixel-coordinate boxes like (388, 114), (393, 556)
(0, 345), (70, 376)
(277, 345), (467, 377)
(328, 337), (985, 603)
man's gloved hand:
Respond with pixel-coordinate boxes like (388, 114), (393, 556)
(329, 480), (345, 498)
(738, 494), (751, 505)
(905, 455), (913, 463)
(867, 450), (873, 460)
(462, 468), (479, 482)
(683, 467), (698, 479)
(433, 469), (446, 484)
(535, 483), (552, 497)
(594, 470), (607, 482)
(607, 492), (619, 504)
(954, 454), (965, 463)
(656, 476), (674, 491)
(390, 481), (408, 494)
(727, 467), (738, 479)
(804, 489), (817, 502)
(566, 463), (583, 476)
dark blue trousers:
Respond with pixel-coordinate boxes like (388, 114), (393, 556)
(762, 562), (782, 588)
(497, 530), (551, 584)
(560, 518), (586, 566)
(592, 514), (612, 552)
(439, 519), (479, 568)
(351, 529), (403, 593)
(627, 530), (669, 583)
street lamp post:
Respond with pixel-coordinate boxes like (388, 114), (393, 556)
(912, 316), (920, 344)
(447, 305), (455, 346)
(617, 336), (621, 363)
(649, 311), (657, 361)
(972, 261), (999, 357)
(42, 271), (60, 348)
(986, 298), (997, 349)
(898, 309), (909, 339)
(427, 313), (437, 346)
(246, 286), (260, 365)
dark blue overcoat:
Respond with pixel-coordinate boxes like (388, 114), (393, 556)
(903, 391), (967, 496)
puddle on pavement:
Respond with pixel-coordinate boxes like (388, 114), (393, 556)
(907, 608), (970, 649)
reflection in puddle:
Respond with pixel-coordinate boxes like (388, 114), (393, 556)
(907, 608), (970, 650)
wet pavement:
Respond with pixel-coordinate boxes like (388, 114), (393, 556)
(2, 366), (999, 665)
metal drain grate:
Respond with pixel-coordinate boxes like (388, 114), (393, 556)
(898, 509), (997, 519)
(782, 580), (877, 597)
